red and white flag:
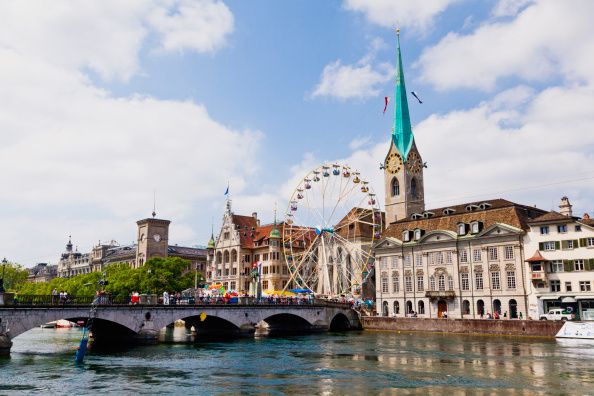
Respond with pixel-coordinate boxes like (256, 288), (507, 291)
(383, 96), (390, 114)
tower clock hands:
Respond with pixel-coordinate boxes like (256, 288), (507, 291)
(379, 162), (386, 170)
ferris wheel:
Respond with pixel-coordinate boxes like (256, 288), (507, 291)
(282, 163), (382, 297)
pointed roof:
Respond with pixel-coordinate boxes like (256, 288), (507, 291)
(393, 29), (414, 161)
(526, 250), (546, 263)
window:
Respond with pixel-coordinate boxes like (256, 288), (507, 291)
(417, 276), (424, 291)
(448, 276), (454, 290)
(458, 223), (466, 236)
(557, 225), (568, 233)
(380, 257), (388, 270)
(392, 256), (398, 268)
(475, 272), (484, 290)
(471, 222), (480, 234)
(575, 225), (582, 232)
(262, 280), (269, 290)
(565, 282), (572, 292)
(459, 250), (468, 263)
(391, 177), (400, 196)
(547, 260), (561, 273)
(381, 277), (389, 293)
(263, 253), (269, 261)
(566, 240), (575, 249)
(415, 254), (422, 266)
(392, 275), (399, 293)
(504, 246), (514, 260)
(540, 226), (549, 235)
(414, 229), (422, 240)
(507, 271), (516, 289)
(438, 274), (445, 291)
(473, 249), (482, 262)
(405, 276), (413, 292)
(543, 241), (556, 251)
(461, 273), (469, 291)
(428, 253), (434, 265)
(430, 276), (436, 291)
(446, 251), (452, 264)
(436, 252), (444, 265)
(587, 237), (594, 247)
(404, 255), (412, 267)
(402, 231), (410, 242)
(574, 259), (585, 271)
(411, 178), (418, 198)
(580, 281), (591, 292)
(418, 301), (425, 315)
(491, 272), (501, 290)
(488, 247), (498, 261)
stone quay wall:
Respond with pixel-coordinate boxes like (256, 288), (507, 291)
(362, 317), (564, 337)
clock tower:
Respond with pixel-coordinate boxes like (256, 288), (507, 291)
(135, 215), (170, 268)
(384, 30), (425, 225)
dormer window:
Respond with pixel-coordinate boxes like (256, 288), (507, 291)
(458, 223), (467, 236)
(478, 202), (492, 210)
(470, 221), (483, 234)
(403, 230), (411, 242)
(422, 211), (435, 218)
(414, 228), (424, 240)
(465, 204), (479, 212)
(443, 208), (456, 215)
(411, 213), (423, 220)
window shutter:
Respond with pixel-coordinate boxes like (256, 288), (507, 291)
(555, 241), (560, 250)
(564, 260), (573, 272)
(588, 258), (594, 271)
(580, 238), (587, 247)
(561, 240), (568, 249)
(539, 242), (544, 251)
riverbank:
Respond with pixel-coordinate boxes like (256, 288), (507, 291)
(362, 317), (564, 337)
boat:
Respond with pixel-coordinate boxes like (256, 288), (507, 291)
(56, 320), (74, 328)
(556, 321), (594, 339)
(41, 321), (57, 329)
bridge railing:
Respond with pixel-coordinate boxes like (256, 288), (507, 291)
(2, 294), (352, 309)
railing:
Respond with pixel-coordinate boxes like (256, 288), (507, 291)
(0, 295), (352, 309)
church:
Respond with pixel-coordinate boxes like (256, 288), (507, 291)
(374, 31), (549, 319)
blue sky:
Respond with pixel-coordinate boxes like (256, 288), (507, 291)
(0, 0), (593, 265)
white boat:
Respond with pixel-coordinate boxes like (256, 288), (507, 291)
(556, 321), (594, 339)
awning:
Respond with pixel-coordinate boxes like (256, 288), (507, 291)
(562, 296), (577, 303)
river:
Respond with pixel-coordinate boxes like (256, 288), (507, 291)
(1, 327), (593, 394)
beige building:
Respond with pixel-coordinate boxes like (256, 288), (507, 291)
(57, 215), (207, 278)
(524, 197), (594, 320)
(206, 200), (291, 294)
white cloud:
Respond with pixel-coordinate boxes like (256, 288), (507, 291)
(349, 136), (372, 150)
(311, 40), (394, 100)
(0, 0), (234, 82)
(492, 0), (535, 17)
(343, 0), (459, 32)
(417, 1), (594, 91)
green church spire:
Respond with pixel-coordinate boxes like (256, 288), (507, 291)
(392, 28), (414, 161)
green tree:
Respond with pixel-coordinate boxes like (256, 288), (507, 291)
(1, 261), (30, 292)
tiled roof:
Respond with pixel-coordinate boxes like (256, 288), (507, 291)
(528, 211), (574, 224)
(232, 215), (259, 248)
(168, 245), (207, 257)
(383, 198), (547, 239)
(581, 218), (594, 227)
(526, 250), (546, 262)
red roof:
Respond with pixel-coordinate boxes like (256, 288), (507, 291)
(525, 250), (546, 262)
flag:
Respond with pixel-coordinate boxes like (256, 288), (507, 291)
(411, 91), (423, 104)
(383, 96), (390, 114)
(199, 312), (207, 322)
(224, 183), (229, 195)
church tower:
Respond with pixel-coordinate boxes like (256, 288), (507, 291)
(384, 29), (425, 225)
(135, 212), (170, 268)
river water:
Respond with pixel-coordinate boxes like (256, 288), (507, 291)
(1, 327), (594, 395)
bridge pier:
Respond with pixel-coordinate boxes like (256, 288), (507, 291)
(0, 333), (11, 356)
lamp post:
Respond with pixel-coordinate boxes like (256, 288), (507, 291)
(0, 258), (7, 293)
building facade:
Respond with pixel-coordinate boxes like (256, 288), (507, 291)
(524, 197), (594, 320)
(206, 200), (291, 294)
(27, 263), (58, 283)
(57, 215), (206, 278)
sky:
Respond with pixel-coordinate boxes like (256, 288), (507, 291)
(1, 0), (593, 266)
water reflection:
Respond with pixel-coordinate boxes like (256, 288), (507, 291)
(3, 328), (594, 394)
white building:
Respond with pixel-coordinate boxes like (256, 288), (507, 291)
(524, 197), (594, 320)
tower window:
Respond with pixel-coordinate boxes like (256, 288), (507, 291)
(391, 177), (400, 197)
(411, 178), (418, 198)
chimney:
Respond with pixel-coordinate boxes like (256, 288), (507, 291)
(559, 196), (573, 217)
(252, 212), (260, 226)
(584, 213), (590, 220)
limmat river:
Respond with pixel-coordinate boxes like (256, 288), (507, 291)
(1, 327), (594, 395)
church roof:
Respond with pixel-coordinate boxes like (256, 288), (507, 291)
(383, 198), (547, 238)
(392, 30), (414, 160)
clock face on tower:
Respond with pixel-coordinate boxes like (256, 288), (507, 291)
(407, 151), (422, 174)
(385, 152), (403, 174)
(153, 234), (161, 242)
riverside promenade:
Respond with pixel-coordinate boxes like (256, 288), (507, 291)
(362, 316), (564, 337)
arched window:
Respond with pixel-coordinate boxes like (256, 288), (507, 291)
(231, 249), (238, 263)
(216, 252), (222, 264)
(477, 299), (485, 317)
(509, 299), (518, 319)
(406, 300), (413, 314)
(463, 300), (470, 315)
(430, 276), (436, 291)
(411, 178), (418, 198)
(224, 250), (230, 263)
(418, 300), (425, 315)
(493, 299), (502, 315)
(382, 301), (389, 316)
(391, 177), (400, 197)
(438, 274), (445, 291)
(393, 301), (400, 314)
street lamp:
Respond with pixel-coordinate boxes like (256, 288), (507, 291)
(0, 258), (7, 293)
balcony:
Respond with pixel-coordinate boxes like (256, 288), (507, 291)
(531, 271), (547, 281)
(425, 290), (456, 299)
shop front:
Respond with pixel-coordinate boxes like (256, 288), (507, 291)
(577, 297), (594, 321)
(541, 296), (580, 319)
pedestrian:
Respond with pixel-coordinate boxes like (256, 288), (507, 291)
(163, 291), (169, 305)
(52, 288), (58, 305)
(504, 311), (507, 319)
(519, 312), (523, 320)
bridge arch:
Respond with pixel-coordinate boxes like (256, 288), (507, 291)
(262, 313), (314, 333)
(329, 313), (352, 331)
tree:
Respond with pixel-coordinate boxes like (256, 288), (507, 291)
(1, 261), (30, 292)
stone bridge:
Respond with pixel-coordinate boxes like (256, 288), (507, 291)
(0, 302), (360, 355)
